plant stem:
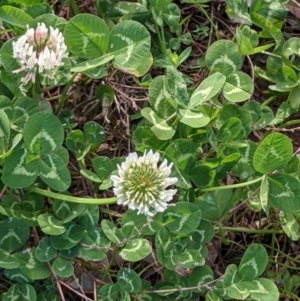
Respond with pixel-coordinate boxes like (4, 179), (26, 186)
(30, 186), (117, 205)
(200, 176), (264, 193)
(154, 22), (166, 54)
(138, 263), (155, 277)
(268, 259), (300, 271)
(68, 0), (81, 15)
(180, 14), (192, 26)
(160, 26), (166, 54)
(40, 85), (56, 92)
(55, 73), (77, 115)
(32, 73), (41, 104)
(218, 224), (230, 245)
(216, 226), (284, 234)
(32, 82), (38, 104)
(263, 244), (300, 265)
(46, 95), (61, 102)
(280, 119), (300, 128)
(260, 95), (277, 107)
(165, 113), (176, 122)
(261, 51), (281, 59)
(142, 278), (217, 294)
(102, 247), (118, 281)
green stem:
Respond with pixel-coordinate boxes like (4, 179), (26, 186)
(138, 263), (155, 277)
(280, 119), (300, 128)
(270, 216), (277, 256)
(180, 14), (192, 26)
(40, 85), (56, 93)
(160, 26), (166, 54)
(216, 226), (284, 234)
(100, 207), (123, 218)
(46, 95), (61, 102)
(32, 82), (38, 104)
(260, 95), (277, 107)
(142, 280), (216, 294)
(200, 176), (264, 193)
(154, 22), (166, 54)
(30, 186), (117, 205)
(261, 51), (281, 59)
(165, 113), (176, 122)
(102, 247), (118, 280)
(32, 73), (41, 104)
(263, 244), (300, 265)
(268, 259), (300, 271)
(68, 0), (81, 15)
(218, 224), (230, 245)
(55, 73), (77, 115)
(256, 210), (262, 244)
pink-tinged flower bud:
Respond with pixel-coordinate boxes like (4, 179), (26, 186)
(35, 23), (48, 45)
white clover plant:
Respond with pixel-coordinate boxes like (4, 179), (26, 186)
(0, 1), (291, 300)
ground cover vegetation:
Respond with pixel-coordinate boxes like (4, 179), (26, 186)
(0, 0), (300, 300)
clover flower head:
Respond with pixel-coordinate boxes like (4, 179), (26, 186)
(111, 150), (178, 216)
(12, 22), (68, 85)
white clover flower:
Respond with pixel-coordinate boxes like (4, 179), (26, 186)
(12, 22), (68, 85)
(111, 150), (178, 216)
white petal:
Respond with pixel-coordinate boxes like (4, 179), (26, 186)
(163, 177), (178, 188)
